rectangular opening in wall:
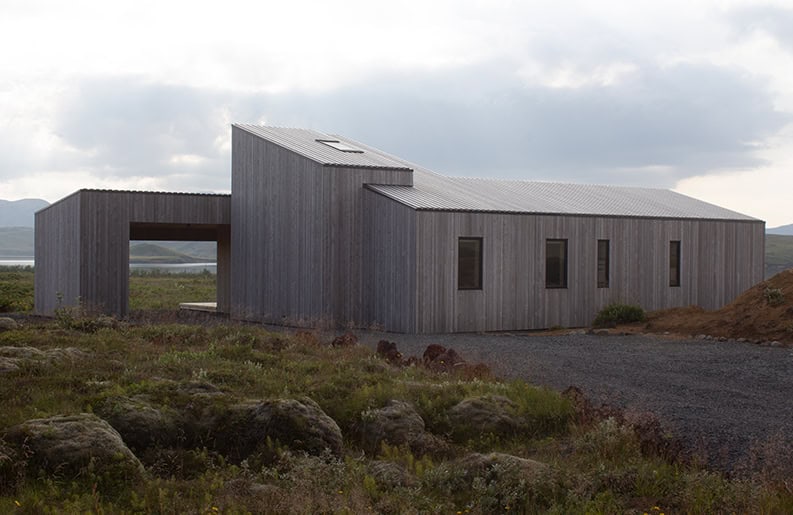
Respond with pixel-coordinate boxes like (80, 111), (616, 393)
(669, 240), (681, 287)
(458, 237), (482, 290)
(597, 239), (610, 288)
(546, 239), (568, 288)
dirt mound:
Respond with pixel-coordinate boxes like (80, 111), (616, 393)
(646, 269), (793, 343)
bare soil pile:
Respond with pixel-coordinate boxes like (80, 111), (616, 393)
(645, 269), (793, 343)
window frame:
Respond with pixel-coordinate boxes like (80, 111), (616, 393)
(669, 240), (681, 287)
(597, 239), (610, 288)
(457, 237), (483, 290)
(545, 238), (568, 289)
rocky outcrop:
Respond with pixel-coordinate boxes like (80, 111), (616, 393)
(95, 396), (181, 451)
(448, 395), (521, 441)
(368, 460), (417, 488)
(215, 397), (343, 461)
(360, 400), (443, 456)
(0, 317), (18, 331)
(331, 332), (358, 347)
(455, 452), (548, 482)
(0, 346), (89, 374)
(2, 413), (145, 485)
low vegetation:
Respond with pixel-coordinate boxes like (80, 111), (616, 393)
(2, 269), (792, 512)
(0, 267), (33, 313)
(592, 303), (646, 328)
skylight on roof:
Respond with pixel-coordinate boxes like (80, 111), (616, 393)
(315, 139), (364, 153)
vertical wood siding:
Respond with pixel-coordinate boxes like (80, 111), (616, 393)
(230, 126), (413, 327)
(35, 190), (230, 316)
(362, 189), (417, 332)
(34, 193), (82, 315)
(412, 210), (764, 333)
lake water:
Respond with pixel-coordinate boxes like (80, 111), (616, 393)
(0, 259), (217, 274)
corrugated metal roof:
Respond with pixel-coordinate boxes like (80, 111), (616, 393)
(235, 125), (758, 221)
(234, 125), (413, 171)
(368, 170), (759, 221)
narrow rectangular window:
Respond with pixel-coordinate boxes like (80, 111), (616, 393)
(546, 239), (568, 288)
(597, 239), (610, 288)
(669, 240), (681, 287)
(458, 237), (482, 290)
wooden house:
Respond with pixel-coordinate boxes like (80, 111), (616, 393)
(35, 125), (765, 333)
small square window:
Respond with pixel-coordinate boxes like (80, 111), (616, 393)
(458, 238), (482, 290)
(546, 239), (568, 288)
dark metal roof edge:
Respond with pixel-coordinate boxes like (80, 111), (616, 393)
(364, 185), (763, 222)
(36, 189), (231, 216)
(77, 188), (231, 197)
(324, 163), (412, 171)
(412, 206), (765, 223)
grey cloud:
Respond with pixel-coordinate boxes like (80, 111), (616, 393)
(729, 5), (793, 52)
(239, 61), (787, 187)
(51, 59), (787, 192)
(55, 78), (230, 190)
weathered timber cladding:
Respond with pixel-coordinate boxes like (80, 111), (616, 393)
(35, 190), (231, 316)
(412, 210), (764, 333)
(231, 126), (413, 326)
(362, 188), (418, 332)
(34, 192), (82, 315)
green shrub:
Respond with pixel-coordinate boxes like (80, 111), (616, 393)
(593, 303), (645, 328)
(763, 287), (785, 306)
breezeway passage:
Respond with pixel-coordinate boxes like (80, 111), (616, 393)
(363, 332), (793, 471)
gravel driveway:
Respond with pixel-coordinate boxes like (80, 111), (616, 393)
(360, 332), (793, 471)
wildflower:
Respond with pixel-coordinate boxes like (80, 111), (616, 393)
(338, 490), (344, 495)
(14, 500), (21, 507)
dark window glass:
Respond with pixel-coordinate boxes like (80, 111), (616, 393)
(669, 240), (681, 287)
(458, 238), (482, 290)
(546, 239), (568, 288)
(597, 239), (610, 288)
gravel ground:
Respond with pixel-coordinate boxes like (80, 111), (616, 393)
(359, 332), (793, 471)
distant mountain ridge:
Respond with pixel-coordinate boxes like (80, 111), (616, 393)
(0, 227), (216, 262)
(768, 223), (793, 236)
(0, 199), (50, 227)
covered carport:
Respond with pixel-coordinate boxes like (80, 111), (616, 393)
(34, 189), (231, 316)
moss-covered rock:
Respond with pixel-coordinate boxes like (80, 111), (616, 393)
(360, 400), (445, 456)
(95, 395), (181, 451)
(448, 395), (520, 441)
(214, 397), (343, 461)
(2, 413), (145, 488)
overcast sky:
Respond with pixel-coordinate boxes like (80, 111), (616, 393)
(0, 0), (791, 226)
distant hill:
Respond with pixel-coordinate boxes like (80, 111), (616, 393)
(767, 223), (793, 236)
(0, 227), (35, 257)
(129, 242), (210, 264)
(766, 234), (793, 279)
(0, 228), (216, 263)
(0, 199), (49, 227)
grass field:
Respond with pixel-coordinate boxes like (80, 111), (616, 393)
(0, 268), (216, 314)
(1, 270), (793, 512)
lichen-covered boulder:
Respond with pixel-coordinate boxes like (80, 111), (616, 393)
(0, 317), (18, 331)
(360, 400), (442, 456)
(455, 452), (548, 482)
(2, 413), (145, 485)
(368, 460), (417, 489)
(0, 346), (88, 372)
(215, 397), (343, 461)
(448, 395), (520, 441)
(95, 396), (181, 451)
(0, 346), (44, 359)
